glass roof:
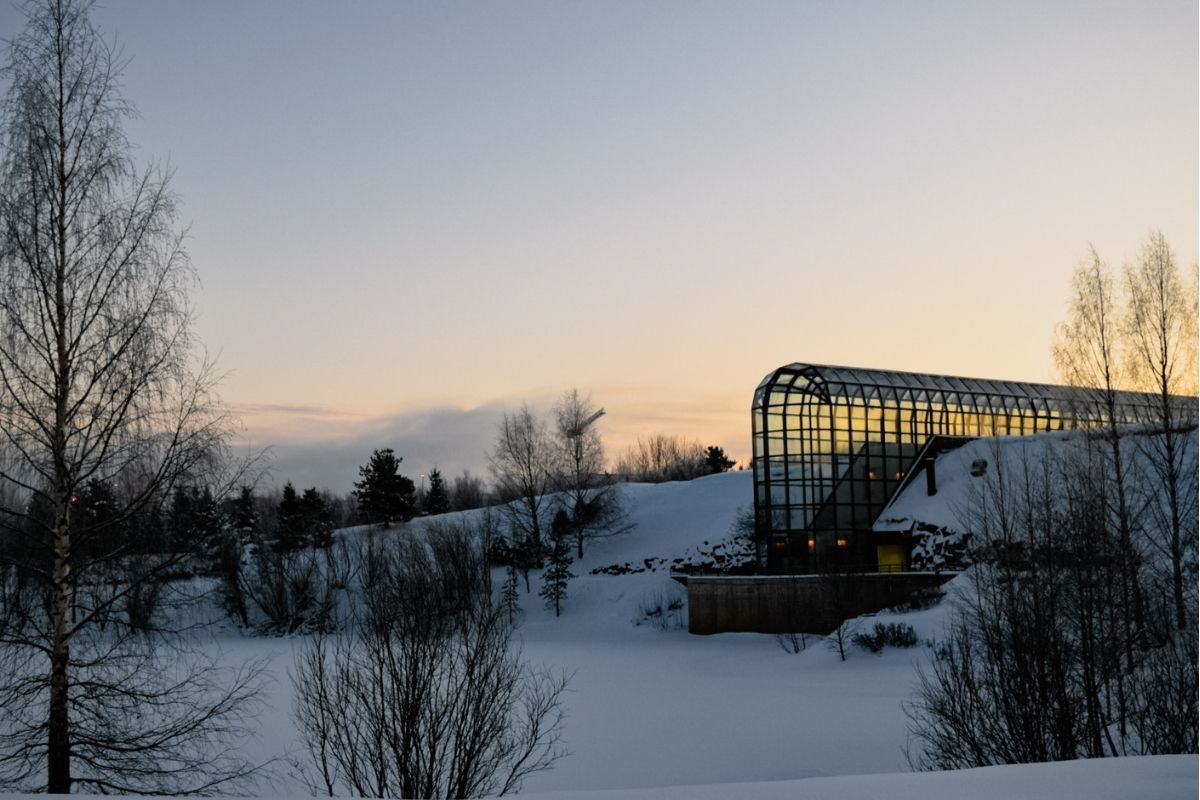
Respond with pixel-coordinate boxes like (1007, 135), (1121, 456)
(753, 362), (1178, 414)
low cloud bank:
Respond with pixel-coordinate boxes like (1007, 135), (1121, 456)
(235, 404), (508, 493)
(232, 392), (748, 494)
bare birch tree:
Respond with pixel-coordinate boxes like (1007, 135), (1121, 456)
(490, 405), (553, 567)
(1123, 231), (1199, 632)
(0, 1), (260, 792)
(1052, 247), (1141, 688)
(551, 388), (623, 559)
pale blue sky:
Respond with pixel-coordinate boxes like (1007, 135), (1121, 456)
(2, 1), (1196, 490)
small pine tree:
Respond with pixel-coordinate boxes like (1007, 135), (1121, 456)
(502, 562), (521, 624)
(168, 484), (195, 553)
(353, 448), (416, 526)
(487, 534), (513, 566)
(539, 510), (575, 617)
(511, 529), (537, 593)
(424, 467), (450, 516)
(276, 482), (307, 551)
(302, 487), (334, 548)
(232, 486), (259, 543)
(193, 486), (225, 564)
(704, 445), (736, 474)
(168, 484), (223, 560)
(75, 478), (123, 558)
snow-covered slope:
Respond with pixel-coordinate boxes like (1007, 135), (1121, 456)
(514, 471), (753, 631)
(3, 754), (1192, 800)
(249, 471), (961, 794)
(519, 755), (1197, 800)
(15, 469), (1194, 798)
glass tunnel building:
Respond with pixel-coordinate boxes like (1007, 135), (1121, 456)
(751, 363), (1173, 574)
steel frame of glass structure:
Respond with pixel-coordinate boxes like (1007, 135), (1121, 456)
(752, 363), (1168, 574)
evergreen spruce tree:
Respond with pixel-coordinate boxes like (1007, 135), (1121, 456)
(302, 487), (334, 548)
(168, 485), (195, 554)
(539, 510), (575, 617)
(213, 488), (256, 626)
(126, 504), (165, 556)
(425, 467), (450, 516)
(168, 485), (223, 560)
(704, 445), (736, 474)
(194, 486), (225, 566)
(75, 479), (123, 559)
(276, 482), (307, 551)
(353, 448), (416, 526)
(232, 486), (260, 543)
(502, 562), (521, 624)
(512, 529), (535, 593)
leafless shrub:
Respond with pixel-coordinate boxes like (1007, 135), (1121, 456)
(615, 434), (708, 483)
(852, 622), (918, 653)
(907, 438), (1198, 768)
(1128, 612), (1199, 754)
(243, 540), (340, 634)
(215, 530), (250, 627)
(776, 632), (809, 654)
(450, 470), (489, 512)
(634, 587), (686, 630)
(122, 557), (166, 634)
(825, 618), (858, 662)
(293, 527), (569, 798)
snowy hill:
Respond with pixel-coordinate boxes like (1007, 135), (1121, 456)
(507, 470), (754, 631)
(11, 468), (1196, 798)
(519, 755), (1197, 800)
(2, 755), (1193, 800)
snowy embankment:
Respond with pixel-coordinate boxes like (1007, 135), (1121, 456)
(1, 755), (1192, 799)
(519, 755), (1197, 800)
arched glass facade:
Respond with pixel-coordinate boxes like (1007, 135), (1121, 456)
(751, 363), (1168, 574)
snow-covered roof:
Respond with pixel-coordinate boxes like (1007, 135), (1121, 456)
(873, 426), (1199, 534)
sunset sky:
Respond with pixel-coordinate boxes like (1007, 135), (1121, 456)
(2, 0), (1194, 492)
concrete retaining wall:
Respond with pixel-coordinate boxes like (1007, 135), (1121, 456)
(683, 573), (956, 635)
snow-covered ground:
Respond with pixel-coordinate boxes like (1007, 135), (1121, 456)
(196, 471), (1199, 796)
(219, 471), (958, 794)
(520, 755), (1197, 799)
(13, 468), (1196, 798)
(3, 756), (1193, 799)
